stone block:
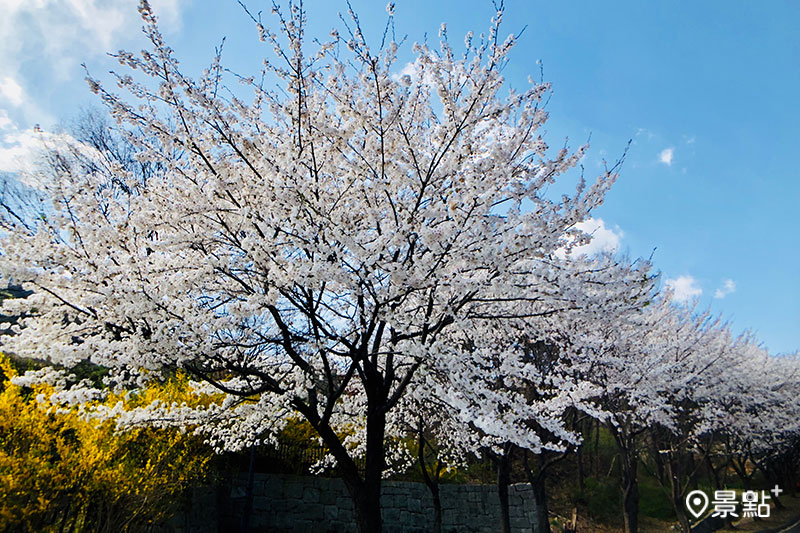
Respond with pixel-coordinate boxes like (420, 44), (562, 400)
(303, 486), (321, 503)
(383, 508), (402, 525)
(319, 488), (337, 505)
(510, 515), (532, 530)
(253, 495), (270, 512)
(324, 505), (339, 521)
(336, 496), (352, 510)
(304, 503), (324, 522)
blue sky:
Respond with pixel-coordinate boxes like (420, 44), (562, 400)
(0, 1), (797, 354)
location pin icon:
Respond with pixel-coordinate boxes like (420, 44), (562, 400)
(686, 490), (710, 519)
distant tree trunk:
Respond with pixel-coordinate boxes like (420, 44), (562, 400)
(523, 450), (552, 533)
(621, 453), (639, 533)
(665, 451), (692, 533)
(704, 451), (721, 491)
(688, 453), (699, 492)
(610, 425), (639, 533)
(755, 460), (784, 509)
(417, 418), (443, 533)
(240, 446), (256, 533)
(730, 455), (753, 491)
(594, 421), (601, 476)
(652, 441), (665, 484)
(495, 443), (513, 533)
(576, 443), (586, 501)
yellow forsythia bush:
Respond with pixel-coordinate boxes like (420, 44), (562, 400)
(0, 355), (213, 532)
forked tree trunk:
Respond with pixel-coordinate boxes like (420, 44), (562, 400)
(305, 392), (389, 533)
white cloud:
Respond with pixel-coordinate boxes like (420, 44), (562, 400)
(0, 110), (12, 130)
(0, 127), (82, 176)
(391, 60), (439, 87)
(0, 128), (50, 174)
(556, 218), (624, 258)
(659, 147), (674, 166)
(0, 77), (24, 107)
(665, 275), (702, 303)
(392, 62), (417, 82)
(0, 0), (185, 124)
(0, 126), (102, 193)
(714, 278), (736, 299)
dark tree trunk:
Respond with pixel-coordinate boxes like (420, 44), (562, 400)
(300, 386), (389, 533)
(666, 451), (691, 533)
(355, 404), (387, 533)
(496, 444), (513, 533)
(704, 451), (721, 491)
(688, 453), (699, 492)
(674, 506), (692, 533)
(240, 446), (256, 533)
(417, 418), (443, 533)
(594, 421), (601, 476)
(756, 460), (785, 509)
(524, 450), (551, 533)
(650, 431), (666, 485)
(731, 456), (753, 491)
(611, 425), (640, 533)
(429, 479), (442, 533)
(532, 474), (550, 533)
(653, 448), (665, 484)
(621, 456), (639, 533)
(351, 483), (383, 533)
(576, 443), (585, 502)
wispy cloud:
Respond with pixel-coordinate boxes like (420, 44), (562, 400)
(665, 275), (702, 303)
(0, 127), (51, 174)
(659, 147), (674, 166)
(714, 278), (736, 299)
(0, 77), (24, 107)
(0, 0), (185, 126)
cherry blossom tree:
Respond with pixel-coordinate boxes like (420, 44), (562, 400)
(534, 256), (664, 533)
(0, 2), (624, 531)
(395, 252), (660, 533)
(706, 344), (800, 500)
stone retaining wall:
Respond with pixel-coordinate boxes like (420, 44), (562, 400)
(168, 473), (542, 533)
